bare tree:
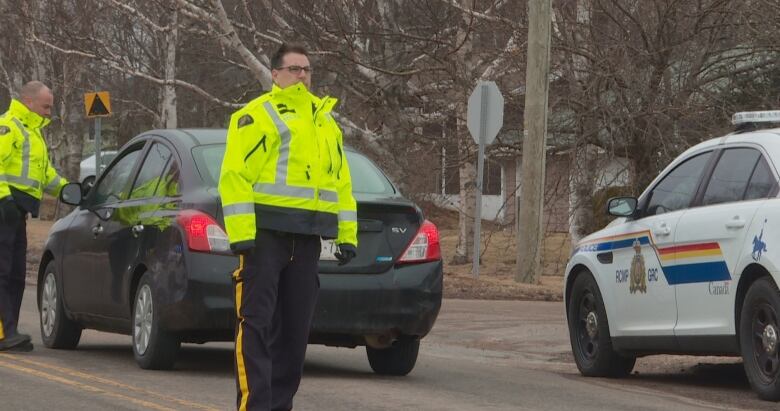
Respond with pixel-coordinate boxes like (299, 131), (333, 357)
(5, 0), (780, 278)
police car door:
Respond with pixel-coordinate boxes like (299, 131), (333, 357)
(611, 151), (714, 338)
(674, 147), (775, 338)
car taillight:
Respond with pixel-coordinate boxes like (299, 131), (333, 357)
(398, 220), (441, 264)
(177, 210), (230, 253)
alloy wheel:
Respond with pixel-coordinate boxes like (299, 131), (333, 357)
(40, 272), (58, 337)
(134, 284), (153, 355)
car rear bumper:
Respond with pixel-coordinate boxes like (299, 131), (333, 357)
(311, 260), (443, 340)
(157, 252), (236, 341)
(157, 253), (443, 344)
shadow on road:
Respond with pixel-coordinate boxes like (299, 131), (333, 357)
(56, 341), (431, 386)
(628, 362), (750, 390)
(71, 343), (236, 375)
(175, 345), (235, 375)
(303, 359), (375, 378)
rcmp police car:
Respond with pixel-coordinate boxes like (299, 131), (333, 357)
(565, 111), (780, 401)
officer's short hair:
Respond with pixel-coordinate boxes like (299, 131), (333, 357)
(19, 81), (50, 101)
(271, 43), (309, 69)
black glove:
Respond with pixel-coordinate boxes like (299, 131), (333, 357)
(334, 243), (357, 266)
(230, 240), (255, 256)
(0, 197), (21, 225)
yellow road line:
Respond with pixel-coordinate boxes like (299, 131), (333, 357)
(0, 354), (220, 411)
(0, 357), (176, 411)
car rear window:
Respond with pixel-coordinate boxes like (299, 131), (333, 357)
(192, 144), (395, 194)
(192, 144), (224, 187)
(346, 151), (395, 194)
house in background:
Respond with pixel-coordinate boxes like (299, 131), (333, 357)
(428, 144), (630, 243)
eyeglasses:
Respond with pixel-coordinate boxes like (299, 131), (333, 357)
(275, 65), (313, 75)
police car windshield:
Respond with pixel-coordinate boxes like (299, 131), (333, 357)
(192, 144), (395, 194)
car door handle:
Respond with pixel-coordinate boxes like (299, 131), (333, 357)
(132, 224), (144, 237)
(92, 225), (103, 236)
(725, 216), (746, 229)
(654, 223), (671, 236)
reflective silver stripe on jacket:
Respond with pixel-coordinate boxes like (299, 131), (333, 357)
(223, 202), (255, 217)
(44, 176), (61, 194)
(319, 189), (338, 203)
(0, 174), (40, 189)
(253, 101), (315, 200)
(253, 183), (314, 199)
(338, 210), (357, 222)
(11, 118), (31, 182)
(263, 101), (292, 185)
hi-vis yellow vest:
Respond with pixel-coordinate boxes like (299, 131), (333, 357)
(0, 99), (66, 201)
(218, 83), (358, 248)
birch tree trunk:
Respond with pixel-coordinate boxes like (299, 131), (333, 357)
(450, 0), (479, 265)
(452, 105), (475, 265)
(159, 8), (178, 129)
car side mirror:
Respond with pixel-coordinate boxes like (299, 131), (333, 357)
(60, 182), (84, 206)
(607, 196), (638, 217)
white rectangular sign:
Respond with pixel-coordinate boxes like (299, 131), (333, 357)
(320, 239), (338, 261)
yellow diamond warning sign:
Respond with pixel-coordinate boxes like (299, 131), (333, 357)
(84, 91), (111, 118)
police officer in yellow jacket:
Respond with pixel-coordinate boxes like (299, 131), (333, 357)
(219, 44), (358, 411)
(0, 81), (67, 352)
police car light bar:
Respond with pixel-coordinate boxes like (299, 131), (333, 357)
(732, 110), (780, 125)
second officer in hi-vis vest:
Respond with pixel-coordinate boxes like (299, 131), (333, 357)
(219, 43), (358, 411)
(0, 81), (67, 352)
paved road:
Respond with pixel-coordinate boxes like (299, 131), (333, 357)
(0, 289), (773, 410)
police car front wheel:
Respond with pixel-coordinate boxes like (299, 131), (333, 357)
(567, 270), (635, 378)
(740, 277), (780, 401)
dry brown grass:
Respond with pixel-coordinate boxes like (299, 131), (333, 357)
(424, 204), (568, 301)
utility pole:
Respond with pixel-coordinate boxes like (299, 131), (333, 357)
(516, 0), (552, 284)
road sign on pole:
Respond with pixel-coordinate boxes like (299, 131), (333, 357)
(84, 91), (112, 118)
(84, 91), (112, 181)
(467, 81), (504, 279)
(467, 81), (504, 145)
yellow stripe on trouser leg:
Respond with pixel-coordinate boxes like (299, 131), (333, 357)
(0, 316), (4, 339)
(233, 255), (250, 411)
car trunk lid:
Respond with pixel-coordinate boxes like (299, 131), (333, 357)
(319, 195), (422, 274)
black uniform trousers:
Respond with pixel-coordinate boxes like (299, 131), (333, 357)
(0, 216), (27, 340)
(233, 229), (320, 411)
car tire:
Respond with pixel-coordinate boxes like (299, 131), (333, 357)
(366, 337), (420, 376)
(739, 277), (780, 401)
(38, 260), (82, 349)
(567, 270), (635, 377)
(132, 273), (180, 370)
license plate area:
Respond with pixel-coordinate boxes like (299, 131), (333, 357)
(320, 239), (338, 261)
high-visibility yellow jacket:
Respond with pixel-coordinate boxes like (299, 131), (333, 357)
(218, 83), (358, 250)
(0, 99), (67, 205)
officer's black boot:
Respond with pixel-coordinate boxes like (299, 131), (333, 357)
(0, 333), (33, 352)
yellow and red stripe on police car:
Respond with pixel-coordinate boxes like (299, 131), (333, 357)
(655, 242), (730, 285)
